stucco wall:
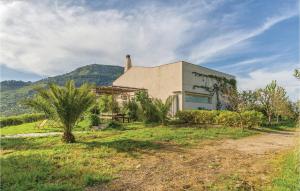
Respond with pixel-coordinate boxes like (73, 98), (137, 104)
(182, 62), (235, 110)
(113, 60), (235, 112)
(113, 62), (183, 110)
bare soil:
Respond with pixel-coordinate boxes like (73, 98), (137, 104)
(87, 130), (299, 191)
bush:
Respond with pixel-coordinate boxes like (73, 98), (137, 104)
(215, 111), (240, 127)
(89, 114), (100, 127)
(193, 110), (217, 124)
(90, 105), (100, 115)
(241, 110), (264, 128)
(176, 110), (264, 128)
(122, 100), (139, 121)
(175, 110), (195, 123)
(136, 90), (160, 123)
(0, 113), (45, 127)
(107, 121), (122, 129)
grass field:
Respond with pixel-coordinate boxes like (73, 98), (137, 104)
(0, 119), (89, 136)
(266, 149), (300, 191)
(1, 122), (257, 191)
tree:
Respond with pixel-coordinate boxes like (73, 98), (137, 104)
(294, 69), (300, 80)
(98, 95), (120, 114)
(223, 87), (247, 128)
(135, 90), (160, 123)
(122, 99), (139, 121)
(256, 81), (293, 124)
(25, 80), (95, 143)
(240, 90), (260, 111)
(256, 81), (277, 124)
(273, 86), (292, 122)
(153, 96), (173, 125)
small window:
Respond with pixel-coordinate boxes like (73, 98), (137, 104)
(185, 94), (211, 104)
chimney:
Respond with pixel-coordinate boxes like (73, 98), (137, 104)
(124, 54), (132, 73)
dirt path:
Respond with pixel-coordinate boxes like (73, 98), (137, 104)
(88, 130), (299, 191)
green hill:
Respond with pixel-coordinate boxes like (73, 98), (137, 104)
(0, 80), (32, 91)
(0, 64), (123, 116)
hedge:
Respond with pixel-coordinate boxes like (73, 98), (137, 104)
(176, 110), (264, 128)
(0, 113), (45, 127)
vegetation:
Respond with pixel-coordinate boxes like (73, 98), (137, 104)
(0, 80), (32, 91)
(267, 150), (300, 191)
(1, 123), (257, 190)
(0, 119), (89, 136)
(223, 81), (298, 125)
(89, 114), (101, 127)
(135, 90), (160, 123)
(122, 99), (139, 121)
(25, 81), (96, 143)
(176, 110), (264, 128)
(256, 81), (297, 124)
(0, 64), (123, 117)
(153, 96), (173, 125)
(0, 113), (45, 127)
(98, 95), (120, 114)
(294, 68), (300, 79)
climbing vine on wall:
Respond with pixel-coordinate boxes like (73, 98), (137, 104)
(192, 72), (236, 88)
(191, 72), (236, 110)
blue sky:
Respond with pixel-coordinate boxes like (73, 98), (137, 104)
(0, 0), (299, 100)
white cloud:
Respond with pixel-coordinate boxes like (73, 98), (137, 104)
(0, 0), (298, 101)
(219, 55), (282, 69)
(0, 1), (198, 75)
(237, 69), (300, 101)
(188, 11), (297, 64)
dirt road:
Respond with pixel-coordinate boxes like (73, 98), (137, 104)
(89, 130), (299, 191)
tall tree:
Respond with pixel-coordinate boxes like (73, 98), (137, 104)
(273, 86), (292, 122)
(223, 87), (247, 128)
(256, 81), (292, 124)
(25, 80), (95, 143)
(240, 90), (260, 111)
(256, 81), (277, 124)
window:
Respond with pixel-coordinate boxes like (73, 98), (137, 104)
(185, 94), (211, 104)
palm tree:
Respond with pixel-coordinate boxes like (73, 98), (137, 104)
(25, 80), (96, 143)
(153, 96), (173, 125)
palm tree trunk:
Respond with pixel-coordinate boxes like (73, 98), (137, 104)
(62, 126), (75, 143)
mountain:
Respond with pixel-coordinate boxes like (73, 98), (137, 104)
(0, 64), (123, 116)
(37, 64), (123, 86)
(0, 80), (32, 91)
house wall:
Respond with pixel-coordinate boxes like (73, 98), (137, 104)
(113, 60), (235, 113)
(113, 62), (183, 113)
(182, 62), (235, 110)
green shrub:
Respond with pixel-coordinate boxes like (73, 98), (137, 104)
(90, 105), (100, 115)
(89, 114), (101, 127)
(175, 110), (195, 123)
(193, 110), (216, 124)
(136, 90), (160, 123)
(0, 113), (45, 127)
(176, 110), (264, 128)
(107, 121), (122, 129)
(241, 110), (264, 128)
(122, 100), (139, 121)
(215, 111), (240, 127)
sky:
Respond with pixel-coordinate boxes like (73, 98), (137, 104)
(0, 0), (299, 100)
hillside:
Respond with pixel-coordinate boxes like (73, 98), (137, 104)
(0, 64), (123, 116)
(0, 80), (32, 91)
